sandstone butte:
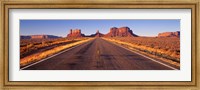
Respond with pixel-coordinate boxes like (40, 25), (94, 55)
(67, 27), (180, 38)
(67, 29), (85, 38)
(158, 31), (180, 38)
(104, 27), (138, 37)
(25, 27), (180, 39)
(67, 26), (138, 38)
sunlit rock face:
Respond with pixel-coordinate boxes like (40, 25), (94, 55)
(158, 31), (180, 38)
(105, 27), (138, 37)
(67, 29), (85, 38)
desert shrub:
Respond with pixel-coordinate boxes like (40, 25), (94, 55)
(104, 37), (180, 62)
(20, 37), (89, 58)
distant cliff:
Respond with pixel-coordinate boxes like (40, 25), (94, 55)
(20, 35), (61, 39)
(27, 27), (180, 39)
(67, 29), (85, 38)
(20, 36), (31, 39)
(90, 30), (104, 37)
(158, 31), (180, 38)
(105, 27), (138, 37)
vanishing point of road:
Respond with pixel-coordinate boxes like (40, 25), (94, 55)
(22, 38), (178, 70)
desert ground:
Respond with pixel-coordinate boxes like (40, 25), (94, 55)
(20, 27), (180, 70)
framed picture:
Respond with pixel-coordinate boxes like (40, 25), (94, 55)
(1, 0), (199, 90)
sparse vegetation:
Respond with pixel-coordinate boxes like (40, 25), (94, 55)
(20, 38), (87, 58)
(20, 38), (93, 67)
(103, 37), (180, 63)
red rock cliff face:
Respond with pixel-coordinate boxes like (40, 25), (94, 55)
(67, 29), (85, 38)
(158, 31), (180, 37)
(105, 27), (138, 37)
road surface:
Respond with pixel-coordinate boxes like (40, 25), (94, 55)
(23, 38), (177, 70)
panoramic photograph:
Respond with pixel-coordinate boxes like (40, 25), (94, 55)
(20, 20), (180, 70)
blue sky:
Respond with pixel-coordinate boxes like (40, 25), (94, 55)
(20, 20), (180, 37)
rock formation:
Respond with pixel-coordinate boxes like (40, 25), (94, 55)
(90, 30), (104, 37)
(158, 31), (180, 38)
(105, 27), (138, 37)
(20, 36), (31, 39)
(67, 29), (85, 38)
(31, 35), (60, 39)
(20, 35), (60, 39)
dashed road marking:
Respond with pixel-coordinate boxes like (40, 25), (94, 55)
(21, 40), (94, 70)
(104, 39), (178, 70)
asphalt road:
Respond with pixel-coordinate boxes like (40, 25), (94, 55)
(23, 38), (177, 70)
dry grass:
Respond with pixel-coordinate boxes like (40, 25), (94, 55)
(103, 37), (180, 64)
(20, 38), (87, 58)
(20, 38), (94, 67)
